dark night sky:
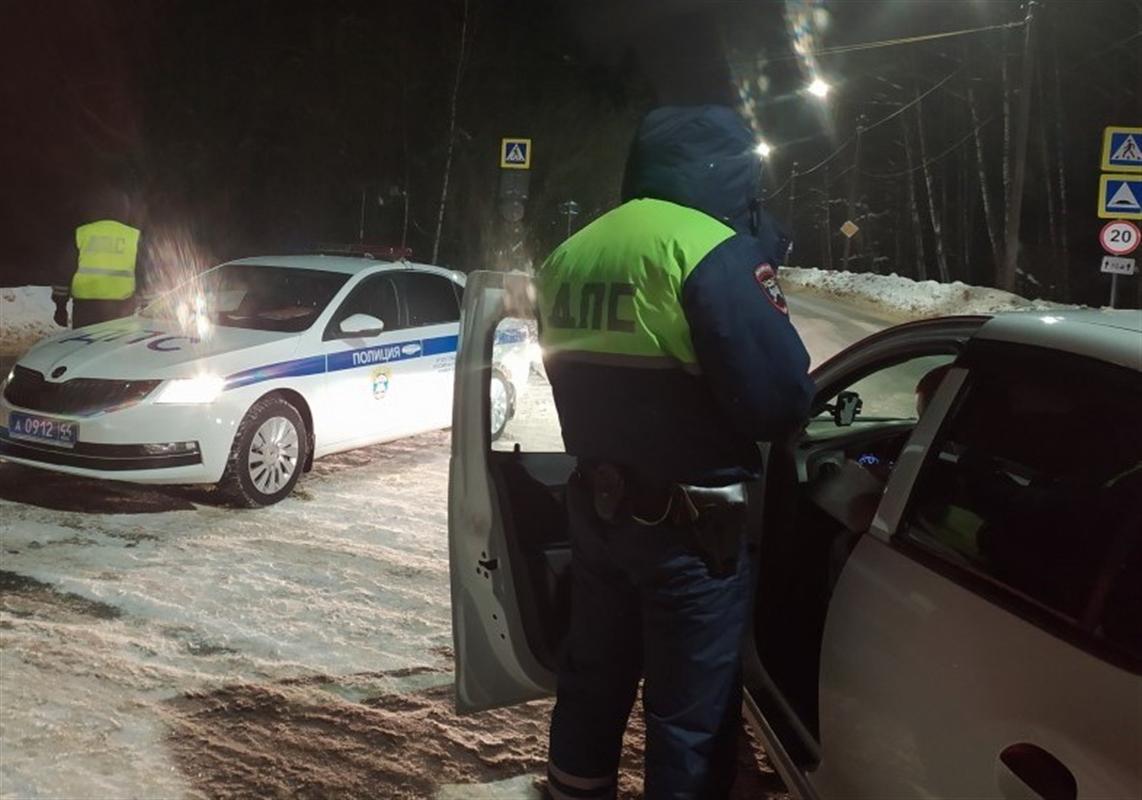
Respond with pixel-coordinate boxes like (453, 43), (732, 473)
(2, 1), (1139, 305)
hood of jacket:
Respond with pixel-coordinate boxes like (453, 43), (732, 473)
(621, 105), (763, 237)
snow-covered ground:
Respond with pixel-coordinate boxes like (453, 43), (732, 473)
(0, 283), (817, 799)
(0, 270), (1005, 798)
(0, 286), (63, 356)
(781, 266), (1074, 320)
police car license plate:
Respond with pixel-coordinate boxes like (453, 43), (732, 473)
(8, 412), (78, 449)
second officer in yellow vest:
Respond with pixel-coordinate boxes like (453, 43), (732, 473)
(53, 218), (143, 329)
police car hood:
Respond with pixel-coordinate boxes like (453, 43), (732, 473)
(621, 105), (761, 236)
(17, 316), (295, 382)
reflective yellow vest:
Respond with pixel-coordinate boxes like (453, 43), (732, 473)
(72, 220), (140, 300)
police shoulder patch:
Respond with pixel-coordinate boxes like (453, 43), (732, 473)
(753, 263), (789, 315)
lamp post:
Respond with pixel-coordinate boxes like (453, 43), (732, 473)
(559, 199), (581, 239)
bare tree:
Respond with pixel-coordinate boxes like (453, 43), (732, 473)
(431, 0), (470, 264)
(914, 88), (950, 282)
(969, 87), (1001, 269)
(1052, 50), (1070, 297)
(901, 117), (928, 281)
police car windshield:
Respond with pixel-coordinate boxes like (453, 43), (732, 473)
(141, 264), (350, 333)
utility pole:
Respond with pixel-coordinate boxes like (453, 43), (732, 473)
(823, 168), (834, 271)
(842, 117), (865, 272)
(358, 187), (366, 243)
(787, 162), (799, 247)
(1000, 0), (1036, 292)
(432, 0), (469, 264)
(559, 200), (581, 239)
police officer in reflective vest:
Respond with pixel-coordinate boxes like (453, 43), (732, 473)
(539, 106), (813, 799)
(52, 218), (142, 328)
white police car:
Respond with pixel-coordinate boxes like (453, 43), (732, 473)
(0, 256), (534, 506)
(449, 271), (1141, 799)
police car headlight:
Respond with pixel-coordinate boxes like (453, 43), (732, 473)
(155, 375), (224, 404)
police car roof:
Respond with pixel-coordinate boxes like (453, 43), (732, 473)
(975, 309), (1142, 372)
(222, 254), (461, 280)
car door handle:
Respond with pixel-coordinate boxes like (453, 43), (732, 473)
(996, 742), (1077, 800)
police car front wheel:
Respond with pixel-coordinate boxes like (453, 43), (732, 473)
(220, 395), (308, 507)
(490, 369), (513, 442)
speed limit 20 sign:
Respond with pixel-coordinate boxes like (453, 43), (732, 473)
(1100, 220), (1140, 255)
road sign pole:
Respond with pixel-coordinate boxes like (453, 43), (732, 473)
(1110, 273), (1119, 308)
(843, 118), (865, 272)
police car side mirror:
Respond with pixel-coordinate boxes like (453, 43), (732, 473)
(340, 313), (385, 336)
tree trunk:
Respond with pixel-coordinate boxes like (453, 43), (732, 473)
(969, 87), (1002, 269)
(915, 90), (950, 282)
(787, 163), (798, 249)
(1037, 69), (1058, 291)
(1052, 48), (1070, 300)
(1000, 1), (1036, 293)
(431, 0), (469, 265)
(902, 117), (928, 281)
(960, 153), (971, 282)
(842, 121), (863, 272)
(1001, 29), (1012, 241)
(822, 173), (834, 271)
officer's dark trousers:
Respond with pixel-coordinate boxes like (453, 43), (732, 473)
(71, 298), (135, 328)
(547, 475), (754, 800)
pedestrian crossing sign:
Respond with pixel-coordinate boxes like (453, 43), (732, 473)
(1101, 126), (1142, 173)
(500, 138), (532, 170)
(1098, 174), (1142, 220)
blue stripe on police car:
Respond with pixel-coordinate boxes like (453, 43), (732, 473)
(223, 334), (459, 391)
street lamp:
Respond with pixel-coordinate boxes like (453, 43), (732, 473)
(754, 140), (773, 158)
(808, 77), (831, 99)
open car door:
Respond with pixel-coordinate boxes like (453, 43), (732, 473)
(449, 270), (570, 713)
(741, 316), (987, 790)
(449, 270), (986, 724)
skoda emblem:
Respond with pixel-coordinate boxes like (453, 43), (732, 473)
(51, 366), (67, 379)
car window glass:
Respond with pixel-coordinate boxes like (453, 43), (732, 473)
(901, 350), (1142, 661)
(142, 264), (348, 333)
(816, 354), (954, 424)
(327, 274), (401, 337)
(399, 272), (460, 327)
(491, 317), (561, 453)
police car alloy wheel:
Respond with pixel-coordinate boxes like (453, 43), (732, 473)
(219, 395), (309, 507)
(489, 369), (512, 442)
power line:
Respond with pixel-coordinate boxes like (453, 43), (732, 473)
(768, 64), (964, 198)
(1059, 29), (1142, 78)
(860, 66), (965, 136)
(796, 21), (1024, 61)
(765, 171), (794, 201)
(861, 112), (999, 180)
(718, 20), (1024, 69)
(796, 135), (853, 179)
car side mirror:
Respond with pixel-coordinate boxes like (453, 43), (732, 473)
(832, 391), (863, 427)
(340, 313), (385, 336)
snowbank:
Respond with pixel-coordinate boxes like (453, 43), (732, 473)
(1, 285), (63, 354)
(781, 267), (1073, 320)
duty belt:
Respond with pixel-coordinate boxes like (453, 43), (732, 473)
(579, 462), (751, 577)
(579, 462), (748, 526)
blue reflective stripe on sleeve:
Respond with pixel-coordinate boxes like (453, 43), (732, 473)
(222, 333), (458, 391)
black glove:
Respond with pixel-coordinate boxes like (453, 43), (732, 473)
(53, 301), (68, 328)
